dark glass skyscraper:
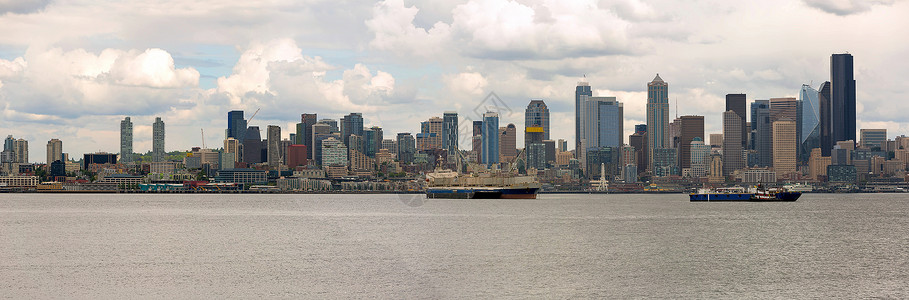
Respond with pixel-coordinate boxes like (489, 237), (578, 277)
(750, 100), (771, 167)
(227, 110), (246, 142)
(340, 113), (363, 148)
(525, 100), (550, 140)
(442, 112), (458, 156)
(725, 94), (747, 149)
(831, 53), (856, 146)
(819, 81), (832, 156)
(575, 80), (591, 155)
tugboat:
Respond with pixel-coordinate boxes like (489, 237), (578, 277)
(690, 185), (800, 202)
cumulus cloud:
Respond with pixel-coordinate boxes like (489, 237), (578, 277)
(367, 0), (635, 60)
(802, 0), (895, 16)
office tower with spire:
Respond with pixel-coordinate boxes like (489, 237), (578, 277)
(152, 117), (165, 162)
(120, 117), (133, 164)
(647, 74), (669, 171)
(526, 100), (550, 140)
(46, 139), (62, 164)
(576, 79), (592, 156)
(831, 53), (856, 147)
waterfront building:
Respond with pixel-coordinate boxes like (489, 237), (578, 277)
(46, 139), (62, 164)
(647, 74), (669, 171)
(526, 100), (550, 140)
(723, 110), (744, 176)
(120, 117), (133, 164)
(481, 112), (499, 166)
(772, 120), (798, 178)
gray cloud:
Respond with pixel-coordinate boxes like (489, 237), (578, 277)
(802, 0), (895, 16)
(0, 0), (50, 15)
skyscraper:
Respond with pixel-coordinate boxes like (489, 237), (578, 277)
(442, 111), (458, 156)
(771, 97), (800, 165)
(224, 137), (241, 163)
(481, 111), (499, 166)
(396, 133), (415, 164)
(298, 113), (317, 148)
(751, 100), (772, 167)
(723, 111), (744, 176)
(581, 96), (624, 150)
(267, 125), (282, 168)
(340, 113), (363, 148)
(799, 85), (821, 163)
(120, 117), (133, 164)
(152, 117), (165, 162)
(46, 139), (62, 164)
(227, 110), (246, 141)
(773, 120), (797, 177)
(819, 81), (832, 156)
(525, 100), (550, 140)
(690, 137), (709, 178)
(576, 79), (592, 155)
(678, 115), (704, 169)
(647, 74), (669, 171)
(725, 94), (747, 149)
(243, 126), (264, 164)
(629, 130), (648, 175)
(831, 53), (856, 146)
(501, 124), (517, 162)
(472, 121), (483, 163)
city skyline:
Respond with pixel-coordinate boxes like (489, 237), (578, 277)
(2, 1), (908, 162)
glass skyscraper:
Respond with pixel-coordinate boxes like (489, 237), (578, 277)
(575, 80), (592, 156)
(750, 100), (771, 167)
(799, 84), (821, 163)
(227, 110), (246, 142)
(525, 100), (550, 140)
(481, 111), (499, 166)
(647, 74), (669, 171)
(831, 53), (856, 146)
(120, 117), (133, 164)
(442, 112), (458, 156)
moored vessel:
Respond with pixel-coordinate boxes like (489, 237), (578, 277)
(424, 170), (541, 199)
(690, 186), (801, 202)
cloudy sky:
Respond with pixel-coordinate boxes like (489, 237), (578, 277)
(1, 0), (907, 163)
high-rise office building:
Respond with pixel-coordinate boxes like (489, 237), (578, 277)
(819, 81), (832, 156)
(227, 110), (246, 141)
(311, 124), (332, 166)
(46, 139), (62, 164)
(472, 121), (483, 163)
(243, 126), (264, 164)
(340, 113), (363, 148)
(321, 137), (347, 167)
(481, 112), (499, 166)
(831, 53), (856, 146)
(297, 113), (317, 148)
(152, 117), (165, 162)
(689, 137), (709, 178)
(318, 119), (339, 133)
(860, 129), (887, 149)
(120, 117), (133, 164)
(420, 117), (443, 150)
(678, 115), (704, 169)
(442, 112), (459, 156)
(396, 133), (415, 164)
(751, 100), (771, 167)
(629, 131), (648, 175)
(647, 74), (669, 171)
(770, 97), (800, 123)
(526, 100), (550, 140)
(224, 137), (241, 163)
(725, 94), (747, 149)
(799, 85), (821, 164)
(525, 126), (545, 168)
(581, 96), (623, 151)
(267, 125), (282, 168)
(773, 120), (798, 177)
(501, 124), (517, 162)
(723, 111), (744, 176)
(364, 126), (383, 157)
(576, 80), (592, 156)
(12, 139), (27, 164)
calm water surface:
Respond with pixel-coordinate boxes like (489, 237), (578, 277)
(1, 193), (907, 298)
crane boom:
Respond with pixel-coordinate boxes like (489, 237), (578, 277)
(247, 108), (261, 125)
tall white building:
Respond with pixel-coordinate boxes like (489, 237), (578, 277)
(152, 117), (165, 162)
(321, 137), (348, 167)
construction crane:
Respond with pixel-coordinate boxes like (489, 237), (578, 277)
(246, 108), (261, 125)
